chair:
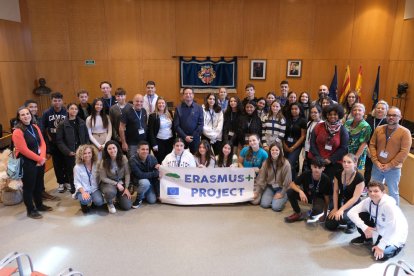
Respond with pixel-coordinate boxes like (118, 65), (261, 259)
(383, 260), (414, 276)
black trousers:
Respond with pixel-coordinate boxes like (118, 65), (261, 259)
(364, 157), (373, 186)
(50, 145), (68, 184)
(63, 155), (76, 193)
(22, 158), (44, 214)
(153, 137), (174, 164)
(287, 188), (325, 215)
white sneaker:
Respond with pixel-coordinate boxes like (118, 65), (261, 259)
(57, 184), (65, 193)
(307, 212), (324, 223)
(108, 203), (116, 214)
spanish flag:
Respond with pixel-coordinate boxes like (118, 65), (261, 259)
(339, 65), (351, 103)
(355, 65), (362, 97)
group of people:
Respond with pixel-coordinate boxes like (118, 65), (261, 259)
(11, 79), (411, 262)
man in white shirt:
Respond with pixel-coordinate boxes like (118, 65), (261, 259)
(143, 80), (159, 115)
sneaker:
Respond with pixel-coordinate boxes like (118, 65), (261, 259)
(132, 199), (143, 209)
(285, 213), (303, 223)
(27, 211), (43, 219)
(80, 204), (90, 214)
(344, 225), (356, 234)
(42, 191), (58, 200)
(108, 203), (116, 214)
(65, 183), (72, 193)
(37, 205), (53, 212)
(307, 212), (324, 223)
(57, 184), (66, 193)
(351, 236), (372, 245)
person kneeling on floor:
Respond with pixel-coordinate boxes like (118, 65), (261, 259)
(284, 159), (331, 223)
(129, 141), (159, 208)
(348, 181), (408, 261)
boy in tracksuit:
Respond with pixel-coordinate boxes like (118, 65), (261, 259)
(348, 181), (408, 261)
(41, 92), (68, 193)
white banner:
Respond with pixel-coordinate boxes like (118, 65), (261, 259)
(160, 166), (255, 205)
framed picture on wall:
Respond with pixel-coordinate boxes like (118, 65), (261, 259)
(287, 60), (302, 78)
(250, 60), (266, 80)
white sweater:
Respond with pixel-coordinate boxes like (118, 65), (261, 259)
(86, 115), (112, 147)
(348, 194), (408, 250)
(161, 149), (197, 168)
(202, 108), (223, 143)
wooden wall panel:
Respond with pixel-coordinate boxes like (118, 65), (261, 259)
(209, 0), (244, 56)
(140, 0), (175, 59)
(175, 0), (210, 56)
(313, 1), (354, 59)
(67, 0), (108, 60)
(34, 61), (74, 99)
(109, 60), (142, 100)
(351, 0), (397, 60)
(104, 0), (140, 60)
(27, 0), (70, 61)
(243, 0), (279, 58)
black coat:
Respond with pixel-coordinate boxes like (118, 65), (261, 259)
(238, 113), (262, 146)
(148, 113), (175, 148)
(56, 117), (89, 156)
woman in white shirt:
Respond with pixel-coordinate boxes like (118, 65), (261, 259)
(202, 93), (223, 155)
(162, 138), (197, 168)
(215, 141), (238, 168)
(73, 144), (104, 213)
(86, 98), (112, 159)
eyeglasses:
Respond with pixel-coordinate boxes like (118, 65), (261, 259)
(386, 114), (400, 118)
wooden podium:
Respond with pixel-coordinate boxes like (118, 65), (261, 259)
(400, 153), (414, 204)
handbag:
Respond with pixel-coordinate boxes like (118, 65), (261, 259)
(7, 149), (23, 180)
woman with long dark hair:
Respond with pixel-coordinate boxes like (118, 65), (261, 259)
(86, 98), (112, 159)
(99, 140), (132, 213)
(222, 96), (243, 152)
(238, 100), (262, 148)
(12, 107), (51, 219)
(343, 91), (359, 122)
(298, 91), (312, 121)
(283, 102), (306, 180)
(148, 97), (175, 163)
(161, 137), (197, 168)
(194, 139), (216, 168)
(202, 93), (223, 154)
(252, 142), (291, 211)
(216, 142), (238, 168)
(56, 103), (89, 193)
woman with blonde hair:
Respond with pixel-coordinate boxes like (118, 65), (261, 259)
(148, 97), (175, 163)
(74, 144), (104, 213)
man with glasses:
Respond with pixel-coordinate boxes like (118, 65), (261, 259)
(369, 107), (412, 205)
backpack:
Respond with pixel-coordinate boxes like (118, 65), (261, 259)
(7, 150), (23, 180)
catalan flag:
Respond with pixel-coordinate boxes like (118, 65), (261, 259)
(339, 65), (351, 103)
(355, 65), (362, 96)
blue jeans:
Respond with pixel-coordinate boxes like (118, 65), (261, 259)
(285, 146), (302, 181)
(76, 190), (105, 207)
(371, 164), (401, 205)
(260, 186), (288, 212)
(101, 183), (132, 210)
(136, 179), (157, 204)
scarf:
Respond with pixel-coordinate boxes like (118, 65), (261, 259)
(324, 120), (342, 137)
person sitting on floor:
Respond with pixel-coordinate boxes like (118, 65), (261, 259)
(129, 141), (159, 209)
(73, 144), (105, 213)
(161, 137), (197, 168)
(348, 181), (408, 261)
(284, 159), (332, 223)
(252, 142), (291, 212)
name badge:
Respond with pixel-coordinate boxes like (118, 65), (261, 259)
(324, 144), (332, 151)
(138, 129), (145, 135)
(50, 128), (57, 133)
(379, 151), (388, 158)
(287, 137), (294, 143)
(38, 149), (41, 155)
(228, 131), (234, 137)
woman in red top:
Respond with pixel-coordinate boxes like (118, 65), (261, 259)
(12, 107), (52, 219)
(309, 104), (349, 181)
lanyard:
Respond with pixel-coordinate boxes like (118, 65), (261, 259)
(271, 161), (277, 182)
(83, 164), (93, 187)
(134, 109), (143, 129)
(342, 171), (355, 191)
(209, 110), (215, 127)
(385, 126), (398, 146)
(148, 95), (154, 112)
(290, 118), (298, 137)
(247, 118), (253, 129)
(26, 125), (40, 148)
(114, 169), (120, 182)
(117, 103), (123, 115)
(310, 175), (321, 195)
(369, 200), (380, 225)
(104, 97), (112, 108)
(176, 152), (183, 167)
(373, 118), (384, 130)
